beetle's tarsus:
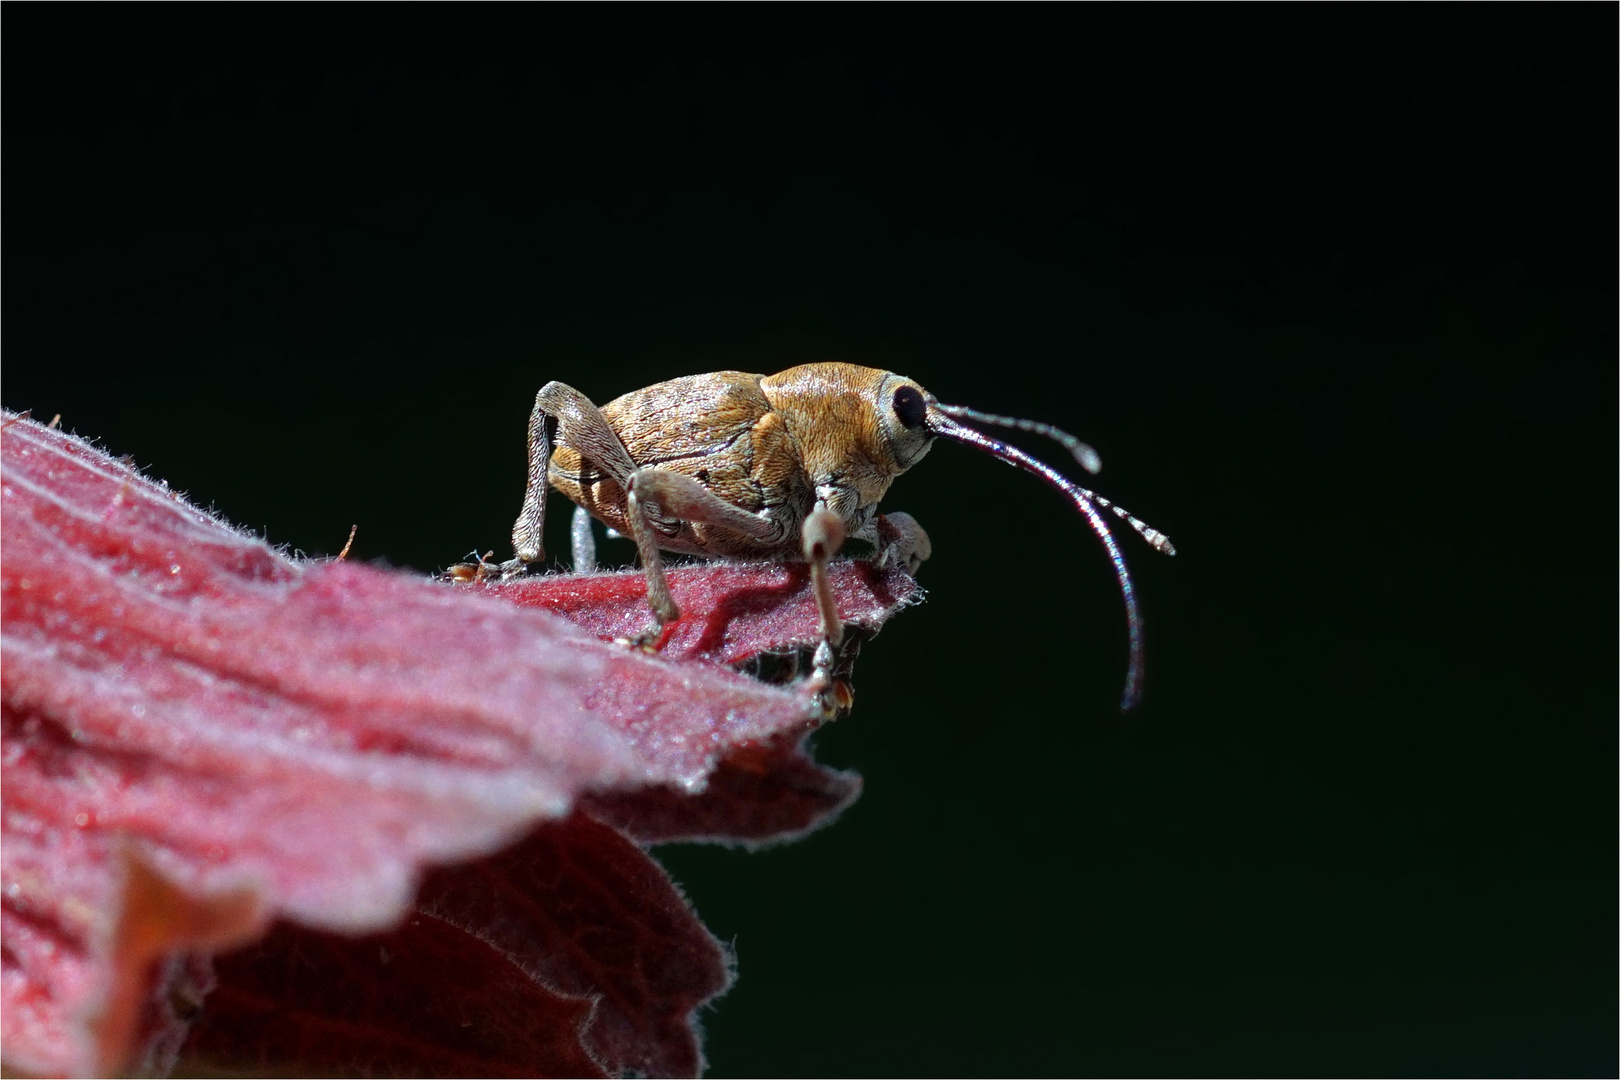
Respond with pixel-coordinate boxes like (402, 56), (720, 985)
(873, 511), (931, 575)
(803, 638), (842, 719)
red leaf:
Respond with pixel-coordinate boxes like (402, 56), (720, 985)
(480, 557), (919, 669)
(0, 412), (919, 1077)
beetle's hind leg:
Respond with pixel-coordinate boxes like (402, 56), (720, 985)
(509, 381), (641, 578)
(510, 388), (555, 570)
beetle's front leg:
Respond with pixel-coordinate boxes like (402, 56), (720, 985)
(621, 466), (782, 645)
(871, 511), (932, 575)
(802, 508), (846, 648)
(799, 506), (852, 718)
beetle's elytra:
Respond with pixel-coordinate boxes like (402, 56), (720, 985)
(506, 362), (1174, 709)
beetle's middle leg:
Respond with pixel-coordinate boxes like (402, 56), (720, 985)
(621, 466), (782, 641)
(570, 504), (598, 573)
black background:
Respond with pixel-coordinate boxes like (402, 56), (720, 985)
(6, 8), (1614, 1077)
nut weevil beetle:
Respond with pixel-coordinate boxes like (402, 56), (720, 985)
(505, 362), (1175, 709)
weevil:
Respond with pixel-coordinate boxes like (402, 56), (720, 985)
(507, 362), (1175, 709)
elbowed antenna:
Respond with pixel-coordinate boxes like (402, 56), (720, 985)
(927, 404), (1176, 711)
(933, 401), (1104, 476)
(932, 401), (1175, 555)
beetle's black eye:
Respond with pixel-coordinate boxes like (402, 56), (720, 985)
(892, 384), (927, 429)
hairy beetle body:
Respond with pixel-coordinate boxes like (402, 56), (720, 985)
(549, 371), (810, 559)
(507, 361), (1172, 709)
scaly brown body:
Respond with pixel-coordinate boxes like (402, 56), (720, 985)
(508, 360), (1172, 710)
(547, 364), (925, 559)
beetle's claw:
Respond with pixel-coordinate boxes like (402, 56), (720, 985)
(616, 618), (675, 653)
